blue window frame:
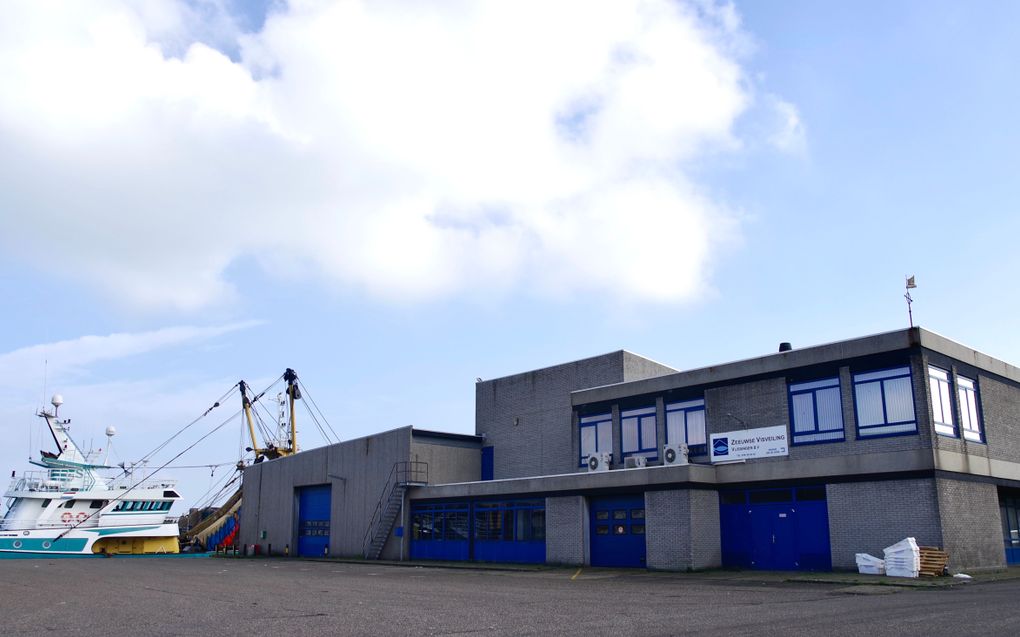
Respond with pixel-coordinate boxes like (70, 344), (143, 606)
(665, 399), (707, 455)
(789, 378), (845, 445)
(853, 366), (917, 437)
(621, 406), (657, 460)
(579, 413), (613, 467)
(958, 375), (984, 443)
(411, 502), (470, 542)
(929, 366), (956, 437)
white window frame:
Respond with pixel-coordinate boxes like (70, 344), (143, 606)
(958, 375), (983, 443)
(929, 366), (956, 437)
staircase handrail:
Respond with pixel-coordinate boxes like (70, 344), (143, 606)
(361, 461), (428, 557)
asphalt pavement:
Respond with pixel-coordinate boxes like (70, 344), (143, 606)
(2, 557), (1018, 636)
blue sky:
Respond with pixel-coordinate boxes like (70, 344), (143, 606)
(1, 0), (1018, 509)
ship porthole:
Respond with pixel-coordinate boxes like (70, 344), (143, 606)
(41, 541), (52, 549)
(22, 530), (29, 536)
(12, 540), (22, 549)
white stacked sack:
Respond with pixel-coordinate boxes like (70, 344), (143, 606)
(855, 553), (885, 575)
(883, 537), (920, 578)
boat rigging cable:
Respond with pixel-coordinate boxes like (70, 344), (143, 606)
(52, 375), (285, 539)
(297, 379), (340, 444)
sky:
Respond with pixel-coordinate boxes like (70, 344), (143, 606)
(2, 0), (1019, 511)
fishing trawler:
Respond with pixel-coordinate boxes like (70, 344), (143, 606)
(0, 395), (181, 556)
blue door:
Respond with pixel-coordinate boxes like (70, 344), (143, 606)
(720, 486), (831, 572)
(750, 504), (797, 570)
(297, 484), (331, 557)
(590, 495), (646, 568)
(481, 447), (494, 481)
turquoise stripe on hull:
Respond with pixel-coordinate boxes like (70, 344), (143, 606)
(0, 552), (212, 559)
(0, 538), (88, 552)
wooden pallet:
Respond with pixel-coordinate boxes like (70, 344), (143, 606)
(918, 546), (949, 577)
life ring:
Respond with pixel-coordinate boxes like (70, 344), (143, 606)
(76, 512), (88, 522)
(60, 512), (73, 523)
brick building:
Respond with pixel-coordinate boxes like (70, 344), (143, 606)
(239, 327), (1020, 572)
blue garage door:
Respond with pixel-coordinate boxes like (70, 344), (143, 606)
(590, 495), (646, 568)
(720, 486), (831, 571)
(297, 484), (331, 557)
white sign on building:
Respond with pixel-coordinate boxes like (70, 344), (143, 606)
(710, 425), (789, 462)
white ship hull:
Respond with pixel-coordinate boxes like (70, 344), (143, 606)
(0, 523), (180, 557)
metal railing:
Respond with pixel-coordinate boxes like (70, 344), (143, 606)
(361, 461), (428, 557)
(5, 470), (177, 501)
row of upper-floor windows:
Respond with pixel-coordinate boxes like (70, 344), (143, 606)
(578, 363), (986, 464)
(111, 500), (173, 512)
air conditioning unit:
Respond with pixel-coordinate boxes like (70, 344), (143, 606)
(663, 443), (689, 466)
(624, 456), (648, 469)
(586, 451), (612, 472)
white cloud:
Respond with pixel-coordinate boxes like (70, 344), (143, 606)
(0, 0), (786, 310)
(0, 321), (261, 388)
(0, 322), (267, 509)
(767, 96), (807, 154)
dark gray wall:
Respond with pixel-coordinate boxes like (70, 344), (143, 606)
(936, 477), (1005, 571)
(645, 489), (720, 571)
(826, 479), (943, 570)
(240, 427), (412, 558)
(546, 495), (587, 565)
(476, 351), (674, 480)
(410, 439), (481, 485)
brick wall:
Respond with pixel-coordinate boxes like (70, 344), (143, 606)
(826, 479), (942, 570)
(690, 489), (722, 569)
(476, 351), (673, 480)
(972, 375), (1020, 463)
(645, 489), (720, 571)
(936, 477), (1005, 571)
(645, 490), (689, 570)
(545, 495), (586, 565)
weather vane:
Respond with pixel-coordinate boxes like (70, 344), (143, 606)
(904, 275), (917, 327)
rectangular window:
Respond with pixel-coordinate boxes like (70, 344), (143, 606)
(621, 406), (657, 459)
(579, 413), (613, 467)
(958, 376), (983, 443)
(853, 366), (917, 437)
(665, 399), (707, 455)
(789, 378), (845, 444)
(929, 366), (956, 437)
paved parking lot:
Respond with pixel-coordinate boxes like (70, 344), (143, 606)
(2, 557), (1019, 636)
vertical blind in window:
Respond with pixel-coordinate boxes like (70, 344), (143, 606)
(853, 367), (917, 437)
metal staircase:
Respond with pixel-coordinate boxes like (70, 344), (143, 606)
(362, 461), (428, 559)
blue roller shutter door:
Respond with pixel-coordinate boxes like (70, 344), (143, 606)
(589, 495), (646, 568)
(297, 484), (331, 557)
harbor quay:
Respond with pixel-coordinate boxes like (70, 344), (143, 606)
(2, 557), (1020, 636)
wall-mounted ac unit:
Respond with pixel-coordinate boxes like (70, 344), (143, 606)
(663, 443), (689, 466)
(624, 456), (648, 469)
(586, 451), (612, 472)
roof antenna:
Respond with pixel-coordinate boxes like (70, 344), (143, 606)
(904, 275), (917, 327)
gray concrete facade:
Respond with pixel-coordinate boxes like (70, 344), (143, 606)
(240, 327), (1020, 573)
(239, 426), (481, 559)
(475, 350), (674, 480)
